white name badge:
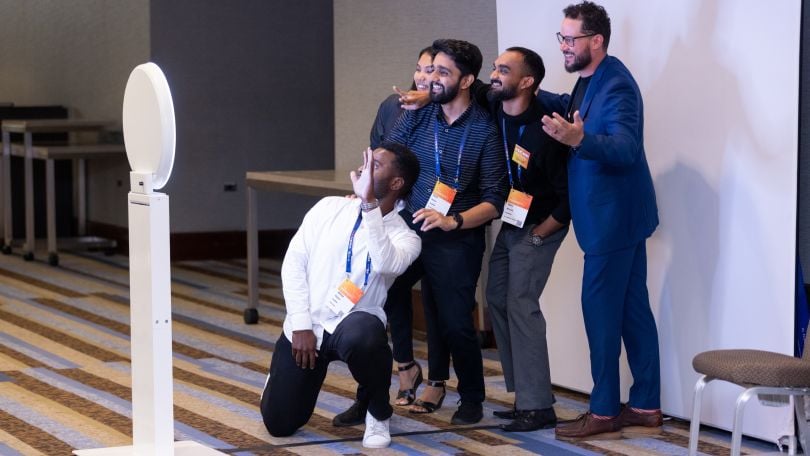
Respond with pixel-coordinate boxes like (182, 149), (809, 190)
(501, 188), (533, 228)
(325, 279), (363, 318)
(425, 181), (457, 216)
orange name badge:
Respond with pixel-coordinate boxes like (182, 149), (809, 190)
(425, 181), (457, 215)
(432, 181), (457, 203)
(338, 279), (364, 305)
(512, 145), (531, 169)
(507, 188), (532, 209)
(500, 188), (533, 228)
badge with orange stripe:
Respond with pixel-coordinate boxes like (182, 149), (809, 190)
(425, 181), (457, 215)
(512, 144), (531, 169)
(501, 188), (533, 228)
(326, 279), (364, 318)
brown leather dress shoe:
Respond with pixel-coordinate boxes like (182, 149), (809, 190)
(555, 412), (621, 441)
(618, 406), (663, 437)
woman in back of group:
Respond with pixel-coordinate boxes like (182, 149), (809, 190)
(369, 46), (434, 150)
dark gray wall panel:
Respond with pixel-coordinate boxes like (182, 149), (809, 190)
(150, 0), (333, 232)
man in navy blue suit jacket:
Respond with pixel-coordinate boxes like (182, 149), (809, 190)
(540, 1), (663, 441)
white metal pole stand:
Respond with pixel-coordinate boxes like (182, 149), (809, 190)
(73, 63), (225, 456)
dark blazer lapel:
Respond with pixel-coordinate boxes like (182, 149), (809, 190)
(578, 55), (612, 121)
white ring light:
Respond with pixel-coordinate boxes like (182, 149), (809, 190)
(122, 62), (176, 190)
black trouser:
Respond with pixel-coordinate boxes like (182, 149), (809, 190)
(356, 215), (485, 406)
(384, 260), (424, 363)
(354, 258), (441, 407)
(260, 312), (393, 437)
(419, 226), (486, 404)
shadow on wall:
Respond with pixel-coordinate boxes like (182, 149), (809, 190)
(641, 0), (766, 413)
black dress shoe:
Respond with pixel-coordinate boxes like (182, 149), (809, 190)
(451, 401), (483, 425)
(500, 407), (557, 432)
(493, 408), (517, 420)
(332, 401), (368, 427)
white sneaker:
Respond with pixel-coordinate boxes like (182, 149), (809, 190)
(363, 411), (391, 448)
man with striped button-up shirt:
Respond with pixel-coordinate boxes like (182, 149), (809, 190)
(385, 38), (506, 425)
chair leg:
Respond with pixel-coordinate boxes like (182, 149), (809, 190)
(795, 395), (809, 455)
(689, 375), (711, 456)
(731, 388), (756, 456)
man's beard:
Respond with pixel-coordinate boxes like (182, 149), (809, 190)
(487, 80), (519, 102)
(430, 80), (460, 104)
(373, 178), (390, 200)
(565, 47), (592, 73)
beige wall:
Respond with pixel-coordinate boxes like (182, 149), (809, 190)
(333, 0), (498, 171)
(0, 0), (150, 228)
(0, 0), (150, 121)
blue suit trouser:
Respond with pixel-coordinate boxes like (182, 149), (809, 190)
(582, 241), (660, 416)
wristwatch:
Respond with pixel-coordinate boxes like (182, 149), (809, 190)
(452, 212), (464, 230)
(530, 233), (545, 246)
(360, 199), (379, 212)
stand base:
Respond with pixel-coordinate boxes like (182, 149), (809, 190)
(73, 441), (227, 455)
(243, 307), (259, 324)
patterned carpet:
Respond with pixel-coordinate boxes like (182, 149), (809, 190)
(0, 250), (777, 455)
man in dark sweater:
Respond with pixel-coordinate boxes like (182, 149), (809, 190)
(485, 47), (570, 432)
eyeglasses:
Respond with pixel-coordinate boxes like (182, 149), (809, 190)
(556, 32), (596, 47)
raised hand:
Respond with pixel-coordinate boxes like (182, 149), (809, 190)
(349, 147), (375, 202)
(541, 110), (585, 147)
(395, 85), (431, 111)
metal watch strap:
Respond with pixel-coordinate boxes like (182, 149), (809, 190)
(360, 199), (379, 212)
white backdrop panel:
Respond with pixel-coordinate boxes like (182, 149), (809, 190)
(496, 0), (800, 441)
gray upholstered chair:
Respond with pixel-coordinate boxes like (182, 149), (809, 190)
(688, 335), (810, 455)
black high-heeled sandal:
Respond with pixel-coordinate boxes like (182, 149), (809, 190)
(394, 360), (423, 406)
(409, 380), (446, 414)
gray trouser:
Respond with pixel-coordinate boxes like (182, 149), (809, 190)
(486, 223), (568, 410)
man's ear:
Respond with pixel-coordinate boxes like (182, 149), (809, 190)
(460, 73), (475, 90)
(390, 176), (404, 193)
(519, 75), (535, 91)
(591, 34), (604, 51)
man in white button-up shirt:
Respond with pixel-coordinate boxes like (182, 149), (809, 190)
(260, 142), (421, 449)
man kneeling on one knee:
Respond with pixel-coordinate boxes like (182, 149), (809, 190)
(260, 142), (421, 449)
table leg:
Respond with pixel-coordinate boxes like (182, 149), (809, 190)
(1, 131), (9, 253)
(23, 133), (34, 261)
(46, 158), (58, 266)
(245, 185), (259, 324)
(77, 158), (86, 236)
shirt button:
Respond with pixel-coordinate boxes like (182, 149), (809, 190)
(444, 128), (449, 133)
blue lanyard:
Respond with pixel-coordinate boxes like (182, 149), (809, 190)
(501, 117), (526, 188)
(433, 116), (472, 189)
(346, 211), (372, 288)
